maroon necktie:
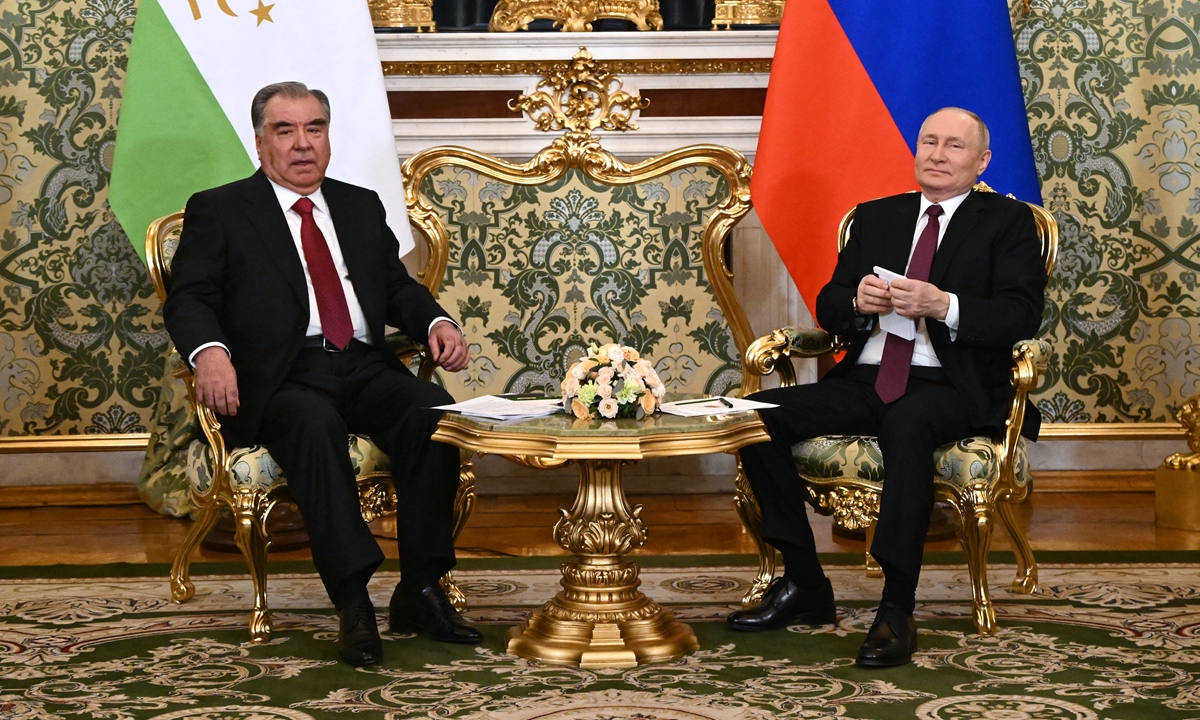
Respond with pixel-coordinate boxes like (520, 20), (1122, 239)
(875, 204), (943, 404)
(292, 197), (353, 350)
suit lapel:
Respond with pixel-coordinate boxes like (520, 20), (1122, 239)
(242, 170), (308, 308)
(880, 194), (921, 276)
(320, 180), (375, 313)
(929, 190), (984, 287)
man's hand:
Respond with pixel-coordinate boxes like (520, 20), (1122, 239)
(856, 275), (894, 315)
(428, 321), (469, 372)
(193, 346), (239, 416)
(889, 277), (950, 320)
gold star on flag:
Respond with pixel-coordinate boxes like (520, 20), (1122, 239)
(250, 0), (275, 26)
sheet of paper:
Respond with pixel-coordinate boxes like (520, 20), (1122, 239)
(872, 265), (917, 341)
(659, 397), (779, 417)
(434, 395), (562, 420)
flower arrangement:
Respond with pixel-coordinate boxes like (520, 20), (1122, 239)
(561, 343), (667, 420)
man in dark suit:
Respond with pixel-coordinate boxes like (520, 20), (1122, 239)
(164, 81), (481, 667)
(727, 108), (1046, 667)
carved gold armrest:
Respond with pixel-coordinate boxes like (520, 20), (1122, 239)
(744, 327), (843, 388)
(997, 338), (1051, 500)
(383, 332), (436, 381)
(170, 349), (231, 507)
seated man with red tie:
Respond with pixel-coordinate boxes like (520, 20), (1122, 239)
(727, 107), (1046, 667)
(164, 81), (481, 667)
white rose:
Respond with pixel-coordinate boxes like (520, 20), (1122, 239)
(597, 366), (615, 384)
(598, 397), (619, 418)
(597, 381), (613, 398)
(606, 345), (625, 364)
(652, 384), (666, 398)
(561, 375), (580, 397)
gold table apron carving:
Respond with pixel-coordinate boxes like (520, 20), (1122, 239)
(433, 406), (769, 668)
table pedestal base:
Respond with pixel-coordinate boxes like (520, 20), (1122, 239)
(505, 458), (699, 667)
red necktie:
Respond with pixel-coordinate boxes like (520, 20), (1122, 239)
(875, 204), (943, 404)
(293, 197), (353, 350)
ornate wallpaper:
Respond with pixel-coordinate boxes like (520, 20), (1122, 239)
(2, 0), (1199, 437)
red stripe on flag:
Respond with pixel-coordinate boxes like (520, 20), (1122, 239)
(752, 0), (917, 319)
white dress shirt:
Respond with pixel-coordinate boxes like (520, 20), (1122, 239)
(188, 177), (452, 365)
(857, 190), (968, 367)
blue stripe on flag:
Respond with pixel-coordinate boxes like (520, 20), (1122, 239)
(828, 0), (1042, 203)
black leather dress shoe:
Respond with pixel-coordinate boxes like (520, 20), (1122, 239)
(337, 599), (383, 666)
(388, 583), (482, 644)
(855, 601), (917, 667)
(726, 576), (837, 632)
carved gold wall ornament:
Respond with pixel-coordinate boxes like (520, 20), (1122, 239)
(368, 0), (436, 32)
(510, 48), (649, 136)
(380, 59), (773, 77)
(490, 0), (663, 32)
(713, 0), (786, 30)
(1164, 395), (1200, 470)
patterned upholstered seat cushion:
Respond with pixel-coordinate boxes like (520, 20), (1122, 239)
(184, 435), (392, 497)
(793, 435), (1031, 490)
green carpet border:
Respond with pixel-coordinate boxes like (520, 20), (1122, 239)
(0, 549), (1196, 580)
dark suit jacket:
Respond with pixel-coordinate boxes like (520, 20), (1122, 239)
(163, 169), (449, 447)
(815, 190), (1047, 439)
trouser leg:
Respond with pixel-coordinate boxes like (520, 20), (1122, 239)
(257, 378), (385, 602)
(343, 357), (459, 589)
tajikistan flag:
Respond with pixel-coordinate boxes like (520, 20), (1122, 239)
(110, 0), (410, 261)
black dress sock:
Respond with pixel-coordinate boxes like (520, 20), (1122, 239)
(775, 540), (829, 589)
(333, 569), (374, 611)
(877, 557), (918, 615)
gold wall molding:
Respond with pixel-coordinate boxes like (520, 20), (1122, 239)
(1037, 422), (1183, 440)
(381, 59), (772, 76)
(0, 434), (150, 453)
(368, 0), (436, 32)
(713, 0), (786, 30)
(490, 0), (663, 32)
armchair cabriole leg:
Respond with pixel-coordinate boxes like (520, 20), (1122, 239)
(958, 491), (998, 635)
(733, 464), (775, 606)
(441, 457), (477, 612)
(170, 504), (220, 603)
(232, 490), (274, 643)
(998, 500), (1038, 594)
(863, 521), (883, 578)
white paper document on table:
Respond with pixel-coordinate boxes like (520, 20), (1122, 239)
(659, 397), (778, 417)
(434, 395), (562, 420)
(873, 265), (917, 341)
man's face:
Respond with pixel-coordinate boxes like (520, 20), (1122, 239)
(913, 109), (991, 202)
(255, 94), (330, 195)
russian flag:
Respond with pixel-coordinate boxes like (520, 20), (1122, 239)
(752, 0), (1040, 317)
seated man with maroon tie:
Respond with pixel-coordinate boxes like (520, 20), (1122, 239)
(164, 82), (481, 667)
(727, 107), (1046, 667)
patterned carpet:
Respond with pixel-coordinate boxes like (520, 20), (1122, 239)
(2, 554), (1198, 719)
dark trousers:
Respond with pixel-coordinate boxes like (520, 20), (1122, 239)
(741, 364), (977, 583)
(256, 342), (459, 601)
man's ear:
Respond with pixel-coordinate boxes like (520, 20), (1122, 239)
(254, 132), (262, 161)
(976, 149), (993, 177)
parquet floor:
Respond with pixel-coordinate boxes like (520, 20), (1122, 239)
(2, 490), (1197, 567)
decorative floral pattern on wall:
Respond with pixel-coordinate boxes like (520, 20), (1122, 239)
(1018, 0), (1200, 422)
(0, 0), (166, 437)
(4, 0), (1200, 436)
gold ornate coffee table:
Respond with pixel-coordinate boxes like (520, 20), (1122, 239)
(433, 403), (769, 668)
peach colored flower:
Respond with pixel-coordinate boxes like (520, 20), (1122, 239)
(598, 397), (619, 418)
(651, 383), (666, 398)
(561, 375), (580, 398)
(572, 399), (592, 420)
(597, 381), (613, 398)
(639, 392), (657, 415)
(597, 366), (615, 384)
(571, 359), (598, 380)
(625, 348), (640, 362)
(633, 359), (653, 376)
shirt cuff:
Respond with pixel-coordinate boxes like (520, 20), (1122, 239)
(945, 293), (960, 340)
(428, 316), (460, 335)
(188, 342), (229, 367)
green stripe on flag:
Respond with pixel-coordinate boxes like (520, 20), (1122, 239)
(110, 0), (253, 262)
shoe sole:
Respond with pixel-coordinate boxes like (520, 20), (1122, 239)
(726, 608), (838, 632)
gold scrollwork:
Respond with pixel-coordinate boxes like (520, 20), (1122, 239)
(511, 48), (649, 136)
(368, 0), (436, 32)
(713, 0), (785, 30)
(490, 0), (663, 32)
(381, 59), (773, 77)
(1165, 394), (1200, 469)
(807, 485), (881, 530)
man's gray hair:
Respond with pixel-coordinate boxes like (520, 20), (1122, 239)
(251, 81), (330, 136)
(932, 106), (990, 152)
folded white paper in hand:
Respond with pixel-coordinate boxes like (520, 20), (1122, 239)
(872, 265), (917, 341)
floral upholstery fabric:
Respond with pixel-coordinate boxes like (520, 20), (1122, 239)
(185, 435), (391, 497)
(793, 434), (1031, 491)
(418, 166), (742, 400)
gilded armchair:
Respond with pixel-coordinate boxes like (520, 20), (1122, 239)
(400, 48), (758, 480)
(739, 184), (1058, 635)
(144, 212), (476, 643)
